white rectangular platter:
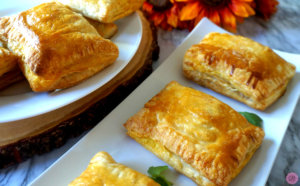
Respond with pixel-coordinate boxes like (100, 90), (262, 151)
(30, 18), (300, 186)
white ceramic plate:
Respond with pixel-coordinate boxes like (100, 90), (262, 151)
(0, 0), (142, 122)
(30, 18), (300, 186)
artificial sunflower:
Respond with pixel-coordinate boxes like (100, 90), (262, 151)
(143, 0), (278, 32)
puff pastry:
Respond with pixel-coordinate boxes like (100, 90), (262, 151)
(2, 2), (119, 92)
(69, 151), (159, 186)
(0, 38), (5, 48)
(0, 47), (18, 77)
(0, 16), (10, 48)
(124, 81), (265, 186)
(0, 47), (23, 90)
(56, 0), (145, 23)
(183, 32), (296, 110)
(85, 17), (118, 39)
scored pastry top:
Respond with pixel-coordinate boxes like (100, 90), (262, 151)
(183, 32), (296, 110)
(125, 81), (265, 185)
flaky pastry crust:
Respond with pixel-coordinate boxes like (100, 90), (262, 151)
(0, 47), (23, 90)
(0, 47), (18, 77)
(69, 151), (159, 186)
(124, 81), (265, 186)
(55, 0), (145, 23)
(2, 2), (119, 92)
(183, 32), (296, 110)
(85, 17), (118, 39)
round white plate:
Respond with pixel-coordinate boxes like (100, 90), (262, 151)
(0, 0), (142, 122)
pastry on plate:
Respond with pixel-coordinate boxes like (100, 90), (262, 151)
(2, 2), (119, 92)
(183, 32), (296, 110)
(0, 47), (23, 90)
(69, 151), (159, 186)
(85, 17), (118, 39)
(0, 36), (6, 48)
(0, 16), (10, 47)
(124, 81), (265, 186)
(0, 47), (18, 77)
(56, 0), (145, 23)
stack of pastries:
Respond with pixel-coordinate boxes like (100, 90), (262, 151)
(0, 0), (144, 92)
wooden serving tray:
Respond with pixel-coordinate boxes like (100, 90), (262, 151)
(0, 11), (159, 168)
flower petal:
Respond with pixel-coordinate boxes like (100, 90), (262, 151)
(167, 7), (179, 27)
(180, 1), (201, 21)
(194, 8), (205, 26)
(230, 0), (255, 17)
(244, 2), (256, 15)
(143, 2), (153, 13)
(208, 10), (221, 26)
(220, 8), (237, 32)
(151, 13), (165, 26)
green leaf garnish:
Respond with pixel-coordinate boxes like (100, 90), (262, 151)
(147, 166), (173, 186)
(151, 176), (173, 186)
(148, 166), (168, 177)
(239, 112), (263, 127)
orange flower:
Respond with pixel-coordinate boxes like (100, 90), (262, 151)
(143, 0), (257, 32)
(143, 1), (193, 30)
(143, 0), (279, 32)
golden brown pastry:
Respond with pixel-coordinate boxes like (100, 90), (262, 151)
(55, 0), (145, 23)
(2, 2), (119, 92)
(0, 47), (18, 77)
(0, 37), (5, 48)
(85, 17), (118, 39)
(124, 81), (265, 186)
(183, 32), (296, 110)
(0, 47), (23, 90)
(0, 16), (10, 48)
(69, 151), (159, 186)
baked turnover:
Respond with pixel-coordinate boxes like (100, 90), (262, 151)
(124, 81), (265, 186)
(183, 32), (296, 110)
(0, 47), (23, 90)
(55, 0), (145, 23)
(0, 47), (18, 78)
(1, 2), (119, 92)
(69, 151), (159, 186)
